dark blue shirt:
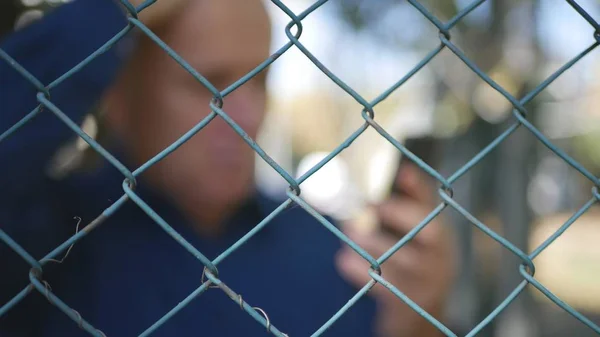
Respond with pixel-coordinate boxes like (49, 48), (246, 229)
(0, 1), (377, 336)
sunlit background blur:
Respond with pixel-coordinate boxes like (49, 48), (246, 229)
(4, 1), (600, 336)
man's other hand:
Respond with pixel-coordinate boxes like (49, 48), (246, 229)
(336, 163), (457, 337)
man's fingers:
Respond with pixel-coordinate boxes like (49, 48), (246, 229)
(336, 250), (375, 288)
(393, 162), (436, 205)
(335, 246), (433, 299)
(336, 249), (397, 299)
(345, 228), (423, 272)
(377, 198), (443, 248)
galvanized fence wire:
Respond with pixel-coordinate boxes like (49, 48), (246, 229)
(1, 0), (599, 336)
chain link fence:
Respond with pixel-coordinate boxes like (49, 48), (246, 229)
(1, 0), (600, 336)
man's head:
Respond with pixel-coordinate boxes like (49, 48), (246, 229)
(105, 0), (272, 230)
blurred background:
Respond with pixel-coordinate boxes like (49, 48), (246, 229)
(3, 0), (600, 336)
(261, 1), (600, 335)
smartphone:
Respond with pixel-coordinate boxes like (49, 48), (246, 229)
(388, 136), (439, 197)
(380, 135), (440, 238)
(353, 135), (440, 236)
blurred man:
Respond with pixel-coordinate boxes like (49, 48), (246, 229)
(0, 0), (455, 336)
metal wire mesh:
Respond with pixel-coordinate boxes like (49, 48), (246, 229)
(1, 0), (599, 336)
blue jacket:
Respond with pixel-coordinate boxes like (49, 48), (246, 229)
(0, 1), (377, 336)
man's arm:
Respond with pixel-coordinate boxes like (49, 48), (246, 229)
(0, 1), (133, 333)
(0, 0), (132, 193)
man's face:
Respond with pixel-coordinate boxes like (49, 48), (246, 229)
(111, 0), (272, 211)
